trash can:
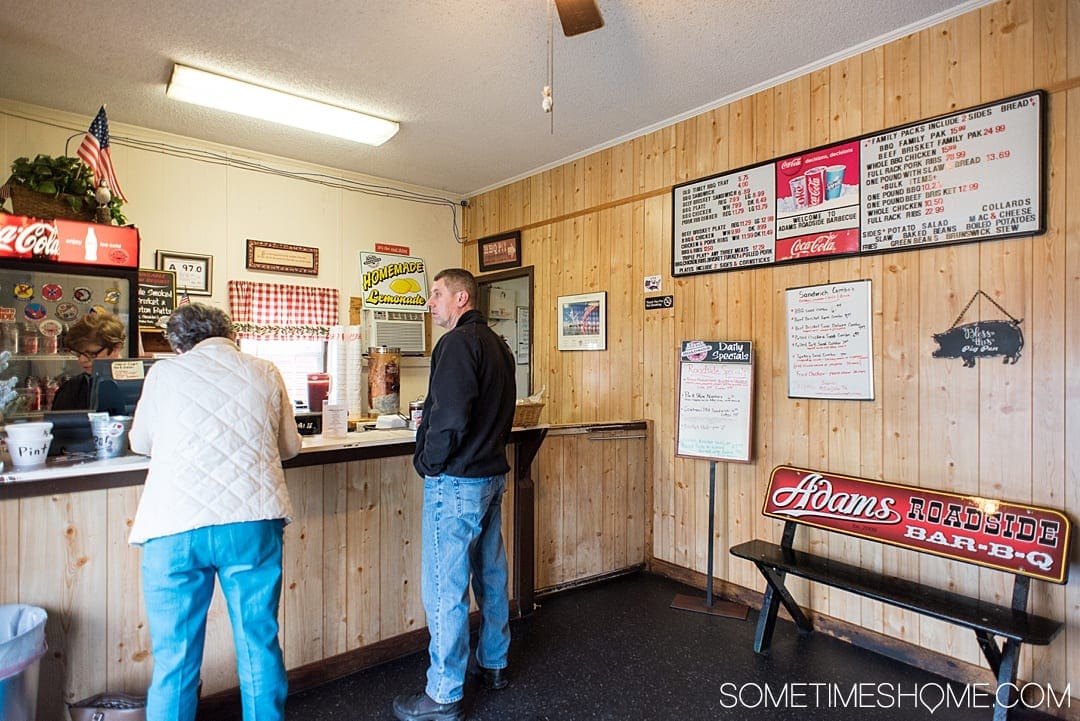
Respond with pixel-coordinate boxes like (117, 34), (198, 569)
(0, 604), (47, 721)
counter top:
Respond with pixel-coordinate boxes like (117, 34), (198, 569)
(0, 426), (548, 500)
(0, 428), (418, 499)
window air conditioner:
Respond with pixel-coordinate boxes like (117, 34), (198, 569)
(365, 310), (426, 355)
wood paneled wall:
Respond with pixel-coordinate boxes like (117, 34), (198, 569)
(465, 0), (1078, 694)
(0, 455), (515, 720)
(534, 426), (647, 592)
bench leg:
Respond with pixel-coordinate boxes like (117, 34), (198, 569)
(991, 638), (1021, 721)
(753, 565), (812, 653)
(975, 630), (1003, 676)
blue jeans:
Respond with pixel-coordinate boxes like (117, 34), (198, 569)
(141, 519), (287, 721)
(422, 474), (510, 704)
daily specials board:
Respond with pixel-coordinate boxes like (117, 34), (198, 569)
(673, 91), (1044, 276)
(137, 269), (176, 331)
(676, 340), (753, 462)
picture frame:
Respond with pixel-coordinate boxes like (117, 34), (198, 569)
(557, 291), (606, 351)
(155, 251), (212, 295)
(246, 239), (319, 276)
(477, 231), (522, 272)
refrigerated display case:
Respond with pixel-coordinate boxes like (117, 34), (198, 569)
(0, 213), (139, 423)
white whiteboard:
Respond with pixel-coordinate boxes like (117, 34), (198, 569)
(676, 340), (754, 462)
(786, 279), (873, 400)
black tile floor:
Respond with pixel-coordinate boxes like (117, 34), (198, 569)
(285, 572), (1060, 721)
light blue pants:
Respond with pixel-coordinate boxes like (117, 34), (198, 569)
(422, 474), (510, 704)
(141, 519), (287, 721)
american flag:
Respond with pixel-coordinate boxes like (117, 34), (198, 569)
(179, 288), (191, 306)
(77, 106), (127, 202)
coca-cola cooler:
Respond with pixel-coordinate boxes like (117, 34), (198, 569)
(0, 213), (140, 422)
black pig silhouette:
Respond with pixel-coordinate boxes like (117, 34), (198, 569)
(932, 320), (1024, 368)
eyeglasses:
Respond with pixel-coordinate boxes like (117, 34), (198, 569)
(72, 346), (107, 361)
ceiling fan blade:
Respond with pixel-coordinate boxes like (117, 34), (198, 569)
(553, 0), (604, 36)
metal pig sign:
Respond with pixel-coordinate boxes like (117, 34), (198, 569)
(932, 320), (1024, 368)
(932, 290), (1024, 368)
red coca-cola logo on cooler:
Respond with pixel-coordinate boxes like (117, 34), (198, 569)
(109, 248), (130, 264)
(0, 220), (61, 259)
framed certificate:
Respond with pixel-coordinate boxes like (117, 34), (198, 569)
(155, 251), (212, 295)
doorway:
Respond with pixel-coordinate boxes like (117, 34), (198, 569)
(477, 266), (534, 398)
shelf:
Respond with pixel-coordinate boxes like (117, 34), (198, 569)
(4, 354), (77, 362)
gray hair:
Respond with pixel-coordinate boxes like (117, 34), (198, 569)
(166, 303), (234, 353)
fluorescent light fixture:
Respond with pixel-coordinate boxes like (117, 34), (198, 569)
(166, 64), (399, 146)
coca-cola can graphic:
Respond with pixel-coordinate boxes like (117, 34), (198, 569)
(804, 166), (826, 206)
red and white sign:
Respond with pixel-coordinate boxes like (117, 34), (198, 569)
(0, 213), (139, 268)
(375, 243), (410, 256)
(764, 466), (1071, 584)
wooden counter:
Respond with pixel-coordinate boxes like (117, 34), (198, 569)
(0, 426), (546, 720)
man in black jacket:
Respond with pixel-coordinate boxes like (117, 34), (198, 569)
(394, 268), (516, 721)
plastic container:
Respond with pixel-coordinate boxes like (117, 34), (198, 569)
(0, 604), (48, 721)
(408, 399), (424, 430)
(368, 346), (401, 415)
(306, 373), (331, 413)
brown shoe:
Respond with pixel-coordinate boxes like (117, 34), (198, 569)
(392, 691), (463, 721)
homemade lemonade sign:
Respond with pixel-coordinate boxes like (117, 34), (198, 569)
(359, 252), (429, 311)
(672, 91), (1044, 276)
(676, 341), (753, 462)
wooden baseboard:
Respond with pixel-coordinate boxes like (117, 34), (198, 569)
(647, 557), (1079, 721)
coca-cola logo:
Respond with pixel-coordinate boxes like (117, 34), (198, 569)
(0, 221), (61, 258)
(788, 233), (838, 258)
(779, 157), (803, 174)
(770, 472), (901, 524)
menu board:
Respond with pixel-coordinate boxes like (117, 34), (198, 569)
(672, 90), (1044, 276)
(675, 340), (754, 462)
(137, 269), (176, 331)
(786, 280), (873, 400)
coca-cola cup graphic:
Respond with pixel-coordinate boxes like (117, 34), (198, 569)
(825, 164), (846, 200)
(804, 166), (826, 206)
(788, 175), (808, 209)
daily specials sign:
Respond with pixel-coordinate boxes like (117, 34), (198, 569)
(358, 252), (429, 311)
(0, 213), (140, 268)
(763, 466), (1071, 584)
(137, 269), (176, 331)
(676, 340), (753, 462)
(673, 90), (1044, 276)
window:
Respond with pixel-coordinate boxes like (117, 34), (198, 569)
(239, 338), (325, 408)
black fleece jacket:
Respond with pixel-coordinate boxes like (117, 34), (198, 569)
(413, 309), (516, 478)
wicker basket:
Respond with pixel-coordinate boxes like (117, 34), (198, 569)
(513, 401), (544, 427)
(9, 184), (95, 222)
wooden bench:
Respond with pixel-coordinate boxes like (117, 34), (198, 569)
(730, 466), (1072, 721)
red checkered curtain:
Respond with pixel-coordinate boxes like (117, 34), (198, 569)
(227, 280), (339, 340)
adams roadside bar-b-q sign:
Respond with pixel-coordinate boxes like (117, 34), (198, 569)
(763, 466), (1070, 584)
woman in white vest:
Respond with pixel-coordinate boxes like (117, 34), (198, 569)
(129, 303), (302, 721)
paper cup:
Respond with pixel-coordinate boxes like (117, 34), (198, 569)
(2, 421), (53, 441)
(8, 434), (52, 467)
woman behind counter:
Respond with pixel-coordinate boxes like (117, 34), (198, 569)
(51, 312), (126, 411)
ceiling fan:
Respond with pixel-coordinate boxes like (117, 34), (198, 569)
(553, 0), (604, 36)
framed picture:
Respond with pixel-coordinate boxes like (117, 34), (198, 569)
(557, 291), (606, 351)
(478, 231), (522, 272)
(246, 239), (319, 276)
(155, 251), (212, 295)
